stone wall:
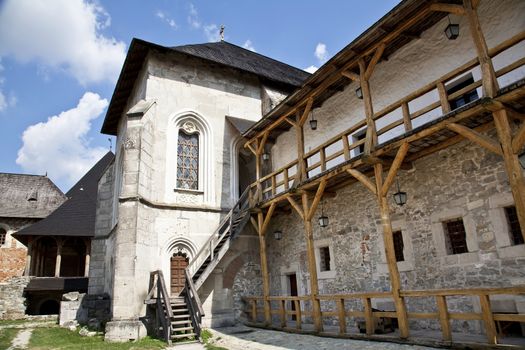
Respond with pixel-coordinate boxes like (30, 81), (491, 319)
(0, 218), (35, 282)
(59, 292), (110, 331)
(0, 276), (30, 319)
(239, 136), (525, 334)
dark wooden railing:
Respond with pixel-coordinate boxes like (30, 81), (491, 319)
(146, 270), (173, 344)
(184, 268), (205, 338)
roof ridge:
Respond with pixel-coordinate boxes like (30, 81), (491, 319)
(0, 172), (47, 177)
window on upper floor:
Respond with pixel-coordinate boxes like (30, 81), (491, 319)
(319, 246), (331, 272)
(504, 206), (524, 246)
(176, 129), (199, 190)
(351, 129), (367, 157)
(0, 228), (6, 246)
(443, 218), (469, 255)
(393, 230), (405, 262)
(446, 73), (479, 110)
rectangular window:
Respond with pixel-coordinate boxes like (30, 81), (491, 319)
(0, 229), (6, 246)
(351, 129), (366, 156)
(505, 206), (524, 246)
(444, 218), (469, 255)
(446, 74), (479, 110)
(176, 130), (199, 190)
(393, 230), (405, 262)
(319, 246), (331, 272)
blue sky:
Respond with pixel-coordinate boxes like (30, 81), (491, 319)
(0, 0), (399, 192)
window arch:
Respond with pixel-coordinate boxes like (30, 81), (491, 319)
(167, 111), (214, 204)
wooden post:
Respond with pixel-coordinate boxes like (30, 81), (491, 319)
(295, 113), (307, 183)
(25, 238), (33, 277)
(294, 299), (302, 329)
(374, 163), (410, 339)
(464, 0), (499, 97)
(54, 239), (63, 277)
(251, 299), (257, 322)
(255, 145), (263, 202)
(84, 240), (91, 277)
(256, 203), (276, 326)
(437, 82), (451, 114)
(359, 59), (378, 155)
(363, 297), (375, 336)
(337, 298), (346, 335)
(402, 102), (412, 132)
(436, 295), (452, 341)
(280, 299), (286, 328)
(493, 109), (525, 243)
(479, 294), (497, 344)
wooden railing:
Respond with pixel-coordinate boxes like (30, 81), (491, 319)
(249, 30), (525, 203)
(243, 286), (525, 345)
(146, 270), (173, 344)
(184, 269), (205, 338)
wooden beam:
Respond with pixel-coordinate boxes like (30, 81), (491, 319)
(479, 295), (497, 344)
(402, 102), (412, 131)
(301, 191), (323, 332)
(464, 0), (499, 97)
(299, 98), (314, 127)
(437, 82), (451, 114)
(512, 121), (525, 154)
(374, 163), (410, 339)
(307, 179), (327, 221)
(287, 196), (304, 220)
(257, 132), (269, 155)
(381, 142), (410, 196)
(429, 3), (466, 15)
(250, 216), (258, 232)
(284, 117), (296, 127)
(295, 112), (307, 184)
(493, 109), (525, 245)
(365, 43), (386, 80)
(447, 123), (503, 155)
(341, 70), (360, 82)
(257, 211), (271, 325)
(359, 59), (378, 155)
(347, 168), (377, 195)
(260, 203), (276, 236)
(245, 141), (257, 155)
(436, 296), (452, 342)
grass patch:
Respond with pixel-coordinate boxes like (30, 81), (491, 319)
(0, 328), (19, 349)
(29, 327), (166, 349)
(200, 329), (228, 350)
(0, 319), (33, 326)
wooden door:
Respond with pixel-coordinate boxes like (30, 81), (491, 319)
(170, 254), (189, 295)
(288, 273), (298, 320)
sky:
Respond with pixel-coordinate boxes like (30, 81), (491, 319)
(0, 0), (400, 192)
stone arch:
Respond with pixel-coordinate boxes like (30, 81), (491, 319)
(166, 110), (214, 204)
(164, 236), (198, 261)
(223, 254), (245, 289)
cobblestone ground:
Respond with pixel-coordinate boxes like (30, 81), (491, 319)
(209, 326), (440, 350)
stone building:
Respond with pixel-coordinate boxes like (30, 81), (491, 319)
(0, 173), (65, 282)
(90, 0), (525, 347)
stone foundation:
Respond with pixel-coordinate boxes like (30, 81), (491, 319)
(59, 292), (111, 331)
(0, 276), (30, 319)
(105, 320), (148, 342)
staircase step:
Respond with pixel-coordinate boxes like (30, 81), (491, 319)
(171, 314), (191, 319)
(171, 326), (194, 332)
(171, 319), (192, 325)
(172, 308), (189, 313)
(172, 333), (196, 339)
(170, 302), (187, 307)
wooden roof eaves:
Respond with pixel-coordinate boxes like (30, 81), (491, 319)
(242, 0), (456, 142)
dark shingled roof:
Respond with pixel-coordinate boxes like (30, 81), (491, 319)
(101, 38), (310, 135)
(14, 152), (115, 243)
(0, 173), (65, 219)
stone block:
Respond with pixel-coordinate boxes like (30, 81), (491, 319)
(105, 320), (147, 342)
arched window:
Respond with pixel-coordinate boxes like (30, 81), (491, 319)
(176, 128), (199, 190)
(0, 228), (6, 246)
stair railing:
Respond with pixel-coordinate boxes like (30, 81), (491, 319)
(184, 268), (205, 338)
(186, 187), (250, 278)
(148, 270), (173, 344)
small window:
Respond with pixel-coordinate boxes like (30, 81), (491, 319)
(0, 228), (6, 246)
(393, 230), (405, 262)
(505, 206), (524, 246)
(319, 246), (331, 272)
(444, 218), (469, 255)
(446, 74), (479, 110)
(351, 129), (366, 156)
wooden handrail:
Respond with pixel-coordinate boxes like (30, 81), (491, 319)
(147, 270), (172, 344)
(184, 268), (204, 338)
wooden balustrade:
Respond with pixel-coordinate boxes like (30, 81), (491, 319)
(247, 30), (525, 204)
(243, 286), (525, 345)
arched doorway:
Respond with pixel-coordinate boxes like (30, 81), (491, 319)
(170, 252), (189, 295)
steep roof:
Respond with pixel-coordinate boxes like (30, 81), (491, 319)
(14, 152), (115, 243)
(0, 173), (65, 219)
(101, 38), (310, 135)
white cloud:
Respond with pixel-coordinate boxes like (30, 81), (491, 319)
(16, 92), (108, 187)
(0, 92), (7, 112)
(304, 65), (318, 74)
(0, 0), (126, 85)
(188, 4), (201, 29)
(204, 24), (221, 42)
(0, 58), (15, 112)
(315, 43), (328, 63)
(243, 40), (256, 52)
(156, 10), (177, 29)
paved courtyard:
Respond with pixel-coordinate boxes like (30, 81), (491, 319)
(208, 326), (440, 350)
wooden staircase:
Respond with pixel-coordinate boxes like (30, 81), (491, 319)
(146, 189), (251, 344)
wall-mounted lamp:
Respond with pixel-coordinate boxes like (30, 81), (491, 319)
(355, 87), (363, 99)
(262, 152), (270, 161)
(519, 151), (525, 169)
(445, 15), (459, 40)
(393, 180), (407, 206)
(318, 200), (329, 228)
(309, 110), (318, 130)
(274, 230), (283, 241)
